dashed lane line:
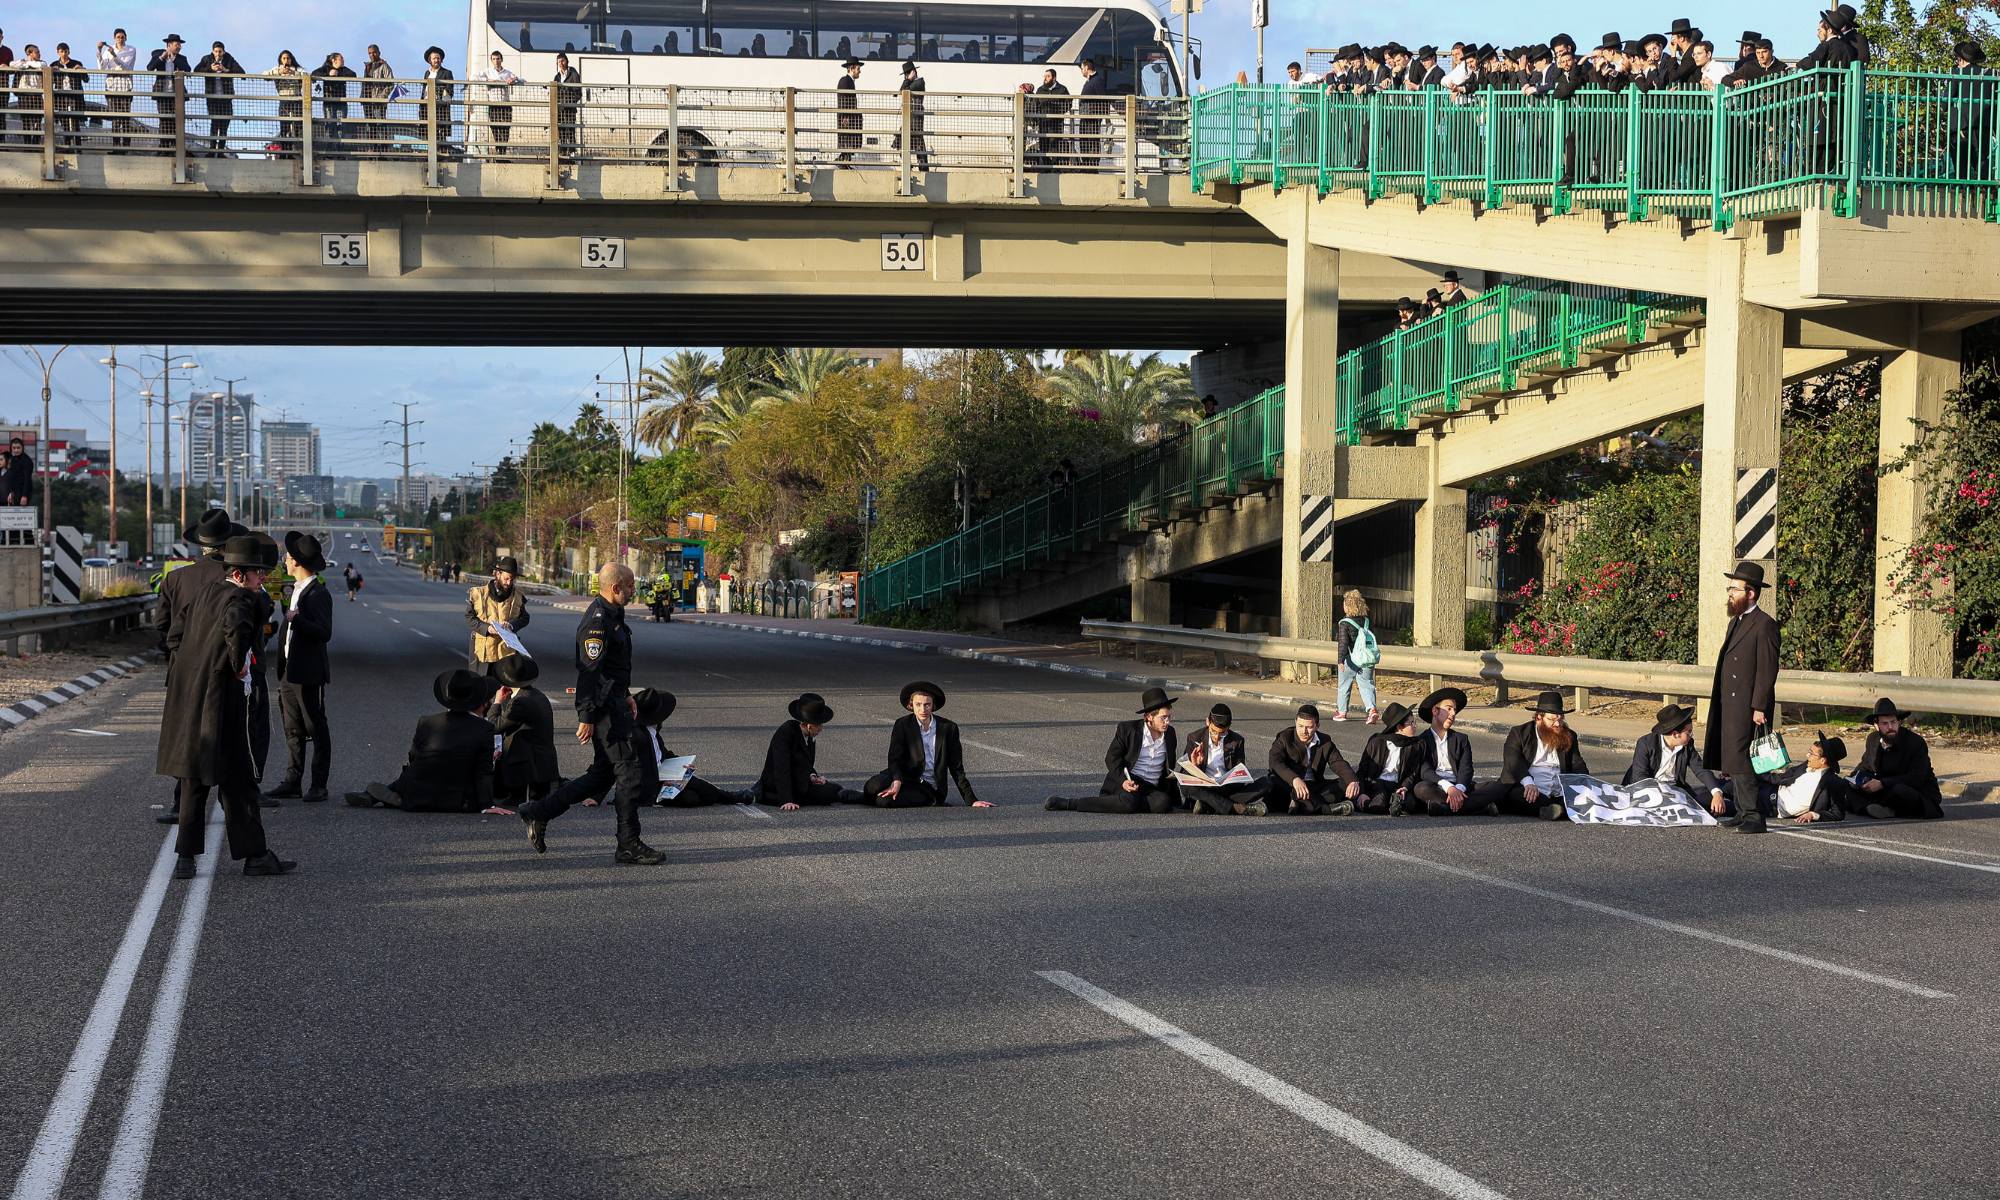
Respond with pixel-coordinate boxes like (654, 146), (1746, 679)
(733, 803), (773, 820)
(1770, 828), (2000, 876)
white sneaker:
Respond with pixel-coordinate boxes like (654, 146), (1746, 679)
(1330, 712), (1348, 722)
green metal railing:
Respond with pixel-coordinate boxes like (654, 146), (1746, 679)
(863, 385), (1286, 615)
(1192, 65), (2000, 227)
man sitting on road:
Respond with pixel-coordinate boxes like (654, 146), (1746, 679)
(1408, 687), (1492, 815)
(1355, 703), (1420, 815)
(345, 669), (498, 813)
(1474, 690), (1590, 821)
(1623, 704), (1730, 817)
(1180, 703), (1259, 815)
(636, 686), (739, 806)
(1045, 688), (1183, 814)
(1261, 703), (1361, 816)
(860, 681), (990, 808)
(1769, 733), (1852, 825)
(756, 692), (862, 811)
(1853, 697), (1944, 820)
(491, 655), (559, 810)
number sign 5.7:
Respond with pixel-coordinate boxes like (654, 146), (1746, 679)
(581, 236), (627, 269)
(321, 234), (367, 267)
(880, 234), (926, 272)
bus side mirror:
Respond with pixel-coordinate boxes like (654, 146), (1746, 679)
(1192, 53), (1202, 81)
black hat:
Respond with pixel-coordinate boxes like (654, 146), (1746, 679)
(1621, 39), (1644, 55)
(1956, 41), (1987, 64)
(1477, 43), (1498, 59)
(1528, 689), (1571, 715)
(633, 687), (677, 725)
(1418, 687), (1468, 724)
(1416, 45), (1438, 59)
(1380, 702), (1413, 731)
(1550, 33), (1575, 52)
(1870, 697), (1912, 721)
(899, 680), (945, 709)
(901, 58), (918, 73)
(424, 45), (446, 59)
(841, 56), (863, 68)
(788, 692), (834, 723)
(1528, 44), (1553, 63)
(1206, 703), (1233, 728)
(1135, 686), (1176, 714)
(1397, 296), (1416, 309)
(1739, 30), (1763, 45)
(492, 555), (521, 575)
(283, 530), (326, 572)
(494, 655), (539, 687)
(1599, 32), (1622, 51)
(219, 534), (267, 570)
(1833, 3), (1858, 26)
(1819, 8), (1845, 28)
(1669, 17), (1694, 35)
(1724, 561), (1768, 590)
(1337, 43), (1362, 59)
(1383, 42), (1409, 56)
(1295, 703), (1321, 721)
(163, 33), (184, 43)
(183, 507), (235, 548)
(1813, 733), (1848, 765)
(1641, 33), (1667, 49)
(1425, 287), (1442, 300)
(1651, 704), (1695, 737)
(1441, 269), (1461, 283)
(434, 668), (498, 712)
(251, 531), (281, 570)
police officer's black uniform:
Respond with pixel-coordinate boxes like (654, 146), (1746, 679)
(516, 591), (666, 864)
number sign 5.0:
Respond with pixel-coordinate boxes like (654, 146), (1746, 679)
(581, 236), (627, 269)
(880, 234), (926, 272)
(321, 233), (367, 267)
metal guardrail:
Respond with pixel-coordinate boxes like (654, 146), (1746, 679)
(0, 594), (157, 654)
(0, 69), (1187, 193)
(1193, 67), (2000, 228)
(1082, 620), (2000, 720)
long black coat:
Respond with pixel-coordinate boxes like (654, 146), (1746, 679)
(1495, 722), (1590, 787)
(276, 575), (332, 687)
(873, 713), (979, 803)
(757, 720), (820, 805)
(1623, 734), (1725, 795)
(1267, 727), (1360, 789)
(155, 578), (258, 786)
(1099, 718), (1177, 794)
(1704, 605), (1779, 779)
(389, 710), (496, 812)
(493, 684), (560, 786)
(156, 554), (227, 661)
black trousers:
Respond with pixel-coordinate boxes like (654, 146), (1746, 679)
(1182, 781), (1258, 814)
(1261, 777), (1352, 814)
(767, 780), (847, 806)
(248, 673), (271, 783)
(1411, 780), (1491, 815)
(175, 778), (268, 860)
(278, 681), (331, 790)
(655, 775), (733, 807)
(862, 772), (940, 807)
(1868, 780), (1944, 820)
(1471, 780), (1552, 817)
(518, 705), (649, 849)
(1059, 779), (1181, 814)
(1356, 778), (1406, 813)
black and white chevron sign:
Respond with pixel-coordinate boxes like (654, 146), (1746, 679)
(1300, 495), (1334, 563)
(1733, 468), (1776, 561)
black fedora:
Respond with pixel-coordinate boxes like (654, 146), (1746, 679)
(219, 534), (267, 570)
(1206, 703), (1233, 728)
(1549, 33), (1575, 53)
(787, 692), (825, 720)
(1669, 17), (1694, 35)
(841, 56), (863, 68)
(183, 507), (235, 548)
(1135, 686), (1177, 714)
(1813, 732), (1848, 765)
(1724, 561), (1768, 590)
(1738, 30), (1762, 46)
(494, 655), (539, 688)
(1528, 689), (1570, 715)
(1641, 32), (1667, 49)
(634, 687), (677, 725)
(1599, 32), (1622, 51)
(1416, 45), (1439, 60)
(283, 530), (326, 572)
(1418, 687), (1468, 723)
(434, 668), (497, 712)
(1869, 697), (1911, 721)
(1957, 41), (1987, 65)
(1528, 44), (1553, 63)
(492, 555), (521, 575)
(1651, 703), (1695, 737)
(252, 531), (281, 570)
(1379, 702), (1412, 731)
(899, 681), (945, 709)
(901, 57), (918, 73)
(1440, 269), (1462, 283)
(788, 692), (834, 724)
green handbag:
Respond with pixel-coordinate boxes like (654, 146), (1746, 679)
(1749, 728), (1792, 775)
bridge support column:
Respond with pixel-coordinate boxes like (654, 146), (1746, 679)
(1697, 236), (1784, 669)
(1412, 436), (1466, 650)
(1873, 319), (1959, 677)
(1279, 195), (1339, 681)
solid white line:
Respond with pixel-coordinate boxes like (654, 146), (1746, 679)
(1355, 845), (1953, 999)
(96, 809), (222, 1200)
(963, 737), (1027, 760)
(1038, 971), (1512, 1200)
(1770, 829), (2000, 875)
(734, 803), (773, 820)
(8, 833), (179, 1200)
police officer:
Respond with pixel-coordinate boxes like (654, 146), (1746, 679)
(515, 562), (665, 865)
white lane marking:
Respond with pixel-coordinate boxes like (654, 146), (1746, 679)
(413, 630), (432, 639)
(96, 808), (223, 1200)
(1354, 845), (1953, 1000)
(734, 803), (773, 820)
(390, 617), (401, 624)
(963, 738), (1027, 760)
(1038, 971), (1513, 1200)
(1771, 829), (2000, 875)
(8, 832), (179, 1200)
(63, 729), (116, 738)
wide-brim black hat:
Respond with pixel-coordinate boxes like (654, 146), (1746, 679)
(1641, 32), (1668, 48)
(494, 655), (539, 688)
(219, 534), (267, 570)
(634, 686), (677, 725)
(1416, 45), (1439, 59)
(1382, 42), (1408, 56)
(1135, 686), (1177, 714)
(1380, 702), (1412, 731)
(1418, 687), (1468, 724)
(841, 56), (863, 68)
(1669, 17), (1694, 35)
(434, 668), (498, 712)
(1739, 30), (1762, 45)
(1957, 41), (1987, 64)
(900, 681), (945, 710)
(1337, 43), (1362, 59)
(1870, 697), (1912, 721)
(1599, 32), (1622, 50)
(492, 555), (521, 576)
(424, 45), (446, 59)
(284, 530), (326, 572)
(787, 692), (826, 721)
(1819, 8), (1844, 27)
(1651, 704), (1694, 737)
(1724, 560), (1768, 590)
(1529, 689), (1570, 715)
(1528, 44), (1553, 63)
(901, 58), (918, 73)
(1441, 269), (1461, 282)
(183, 507), (235, 548)
(1621, 40), (1646, 55)
(1814, 732), (1848, 765)
(1549, 33), (1575, 51)
(252, 532), (281, 570)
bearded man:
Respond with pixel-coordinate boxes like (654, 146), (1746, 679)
(1704, 561), (1780, 834)
(1474, 691), (1590, 820)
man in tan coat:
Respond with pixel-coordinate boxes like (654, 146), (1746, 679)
(464, 554), (530, 676)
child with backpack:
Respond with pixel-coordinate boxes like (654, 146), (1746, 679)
(1335, 589), (1381, 724)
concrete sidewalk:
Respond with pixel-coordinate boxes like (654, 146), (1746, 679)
(679, 611), (1998, 804)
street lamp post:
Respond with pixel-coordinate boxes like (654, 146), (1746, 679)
(23, 344), (71, 550)
(141, 350), (199, 554)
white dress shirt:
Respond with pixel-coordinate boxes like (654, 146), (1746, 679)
(1133, 725), (1167, 784)
(919, 718), (937, 782)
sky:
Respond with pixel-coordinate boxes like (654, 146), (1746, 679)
(3, 0), (1821, 478)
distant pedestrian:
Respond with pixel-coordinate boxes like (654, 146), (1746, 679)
(1703, 561), (1779, 834)
(1334, 589), (1379, 723)
(97, 29), (138, 147)
(195, 41), (243, 157)
(1076, 56), (1109, 167)
(423, 46), (456, 155)
(313, 51), (356, 150)
(834, 56), (861, 166)
(360, 44), (392, 153)
(466, 555), (529, 675)
(52, 45), (87, 145)
(1034, 68), (1068, 168)
(147, 33), (191, 149)
(896, 58), (927, 171)
(12, 45), (43, 145)
(552, 52), (580, 162)
(265, 49), (306, 155)
(271, 532), (333, 803)
(3, 437), (32, 505)
(1438, 269), (1467, 307)
(474, 49), (518, 157)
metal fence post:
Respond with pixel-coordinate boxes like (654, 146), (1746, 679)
(1558, 287), (1575, 367)
(782, 85), (797, 190)
(546, 81), (561, 189)
(1011, 88), (1026, 196)
(301, 81), (316, 186)
(1123, 94), (1138, 196)
(1366, 92), (1382, 198)
(1624, 84), (1643, 220)
(171, 74), (189, 184)
(665, 84), (681, 192)
(898, 88), (913, 195)
(426, 81), (440, 186)
(1497, 282), (1515, 390)
(1480, 89), (1498, 207)
(39, 66), (57, 181)
(1839, 61), (1864, 217)
(1420, 87), (1436, 202)
(1709, 82), (1730, 230)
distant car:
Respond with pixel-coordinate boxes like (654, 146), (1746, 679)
(82, 557), (111, 568)
(380, 553), (397, 565)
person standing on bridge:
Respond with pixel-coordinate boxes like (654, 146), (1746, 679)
(97, 29), (139, 148)
(466, 554), (530, 675)
(895, 59), (929, 171)
(515, 563), (666, 864)
(1033, 68), (1068, 170)
(1704, 561), (1780, 834)
(474, 49), (519, 158)
(271, 531), (333, 804)
(1044, 688), (1183, 814)
(423, 45), (457, 157)
(552, 52), (581, 164)
(146, 34), (191, 150)
(1076, 56), (1109, 169)
(3, 436), (32, 505)
(360, 44), (393, 154)
(834, 56), (862, 167)
(195, 41), (244, 158)
(314, 51), (357, 151)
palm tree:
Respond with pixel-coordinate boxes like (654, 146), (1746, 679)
(751, 347), (857, 407)
(690, 388), (769, 449)
(636, 349), (718, 451)
(1044, 351), (1197, 444)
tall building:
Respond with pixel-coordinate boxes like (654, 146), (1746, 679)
(262, 421), (320, 484)
(188, 391), (254, 487)
(285, 474), (335, 505)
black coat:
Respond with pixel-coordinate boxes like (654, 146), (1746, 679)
(1099, 718), (1177, 794)
(875, 713), (979, 803)
(276, 575), (332, 687)
(1495, 722), (1590, 787)
(757, 720), (821, 805)
(1798, 35), (1857, 69)
(155, 577), (257, 786)
(1355, 730), (1412, 785)
(1768, 763), (1850, 819)
(1182, 727), (1247, 776)
(1267, 727), (1360, 790)
(388, 710), (496, 812)
(1622, 734), (1724, 796)
(2, 453), (33, 505)
(147, 49), (191, 87)
(1411, 728), (1476, 789)
(156, 553), (228, 661)
(1857, 729), (1942, 811)
(493, 684), (560, 786)
(196, 52), (243, 106)
(1704, 605), (1779, 778)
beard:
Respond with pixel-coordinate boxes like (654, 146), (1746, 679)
(1536, 723), (1574, 753)
(1725, 592), (1753, 616)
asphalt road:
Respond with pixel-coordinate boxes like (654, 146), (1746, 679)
(4, 542), (1996, 1199)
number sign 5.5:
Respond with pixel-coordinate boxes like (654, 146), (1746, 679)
(320, 234), (367, 267)
(880, 234), (926, 272)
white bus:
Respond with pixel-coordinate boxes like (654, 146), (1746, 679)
(462, 0), (1188, 164)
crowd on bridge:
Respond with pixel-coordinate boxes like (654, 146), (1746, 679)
(148, 504), (1947, 883)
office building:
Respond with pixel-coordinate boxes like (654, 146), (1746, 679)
(262, 421), (320, 484)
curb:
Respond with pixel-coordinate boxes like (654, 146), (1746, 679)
(690, 619), (1998, 805)
(0, 654), (153, 730)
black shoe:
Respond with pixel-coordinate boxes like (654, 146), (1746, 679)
(172, 854), (196, 880)
(1427, 799), (1454, 816)
(1732, 816), (1768, 834)
(344, 790), (372, 807)
(525, 817), (547, 854)
(304, 788), (329, 804)
(267, 779), (303, 799)
(1538, 802), (1566, 821)
(1326, 799), (1357, 816)
(242, 851), (297, 876)
(1716, 814), (1744, 827)
(1240, 797), (1269, 816)
(1044, 795), (1072, 811)
(156, 808), (180, 825)
(1864, 803), (1896, 820)
(735, 789), (759, 806)
(614, 841), (667, 865)
(836, 788), (865, 804)
(257, 793), (281, 809)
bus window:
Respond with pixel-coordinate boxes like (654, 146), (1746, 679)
(917, 4), (1015, 63)
(1137, 40), (1177, 95)
(816, 1), (914, 62)
(491, 0), (597, 54)
(709, 0), (812, 57)
(604, 0), (703, 54)
(1080, 10), (1124, 87)
(1019, 6), (1090, 64)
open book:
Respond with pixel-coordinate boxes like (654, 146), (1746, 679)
(656, 754), (696, 801)
(1169, 757), (1254, 789)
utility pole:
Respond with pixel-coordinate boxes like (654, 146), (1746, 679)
(23, 345), (71, 554)
(214, 376), (248, 517)
(384, 403), (422, 524)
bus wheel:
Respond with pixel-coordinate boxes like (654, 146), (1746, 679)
(648, 128), (713, 166)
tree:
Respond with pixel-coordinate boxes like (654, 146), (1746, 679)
(719, 346), (784, 396)
(1044, 351), (1197, 446)
(752, 348), (857, 408)
(636, 350), (718, 451)
(1860, 0), (1997, 69)
(691, 389), (770, 450)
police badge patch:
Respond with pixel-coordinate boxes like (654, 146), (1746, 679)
(583, 636), (604, 663)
